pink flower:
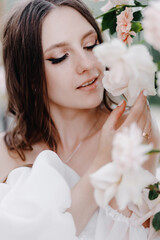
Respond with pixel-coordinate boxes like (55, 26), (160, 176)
(116, 7), (136, 45)
(143, 1), (160, 52)
(93, 39), (156, 106)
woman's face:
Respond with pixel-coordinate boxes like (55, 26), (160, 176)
(42, 6), (104, 110)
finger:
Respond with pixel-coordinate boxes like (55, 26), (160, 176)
(97, 101), (126, 162)
(137, 103), (148, 132)
(142, 105), (152, 143)
(123, 90), (147, 127)
(103, 100), (126, 132)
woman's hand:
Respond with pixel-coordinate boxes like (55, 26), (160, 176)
(69, 91), (159, 235)
(90, 90), (159, 222)
(92, 90), (149, 170)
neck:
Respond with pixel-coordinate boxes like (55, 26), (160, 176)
(50, 104), (100, 150)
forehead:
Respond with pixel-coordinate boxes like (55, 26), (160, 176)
(42, 6), (95, 51)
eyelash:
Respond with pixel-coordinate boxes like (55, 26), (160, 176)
(47, 40), (98, 65)
(85, 40), (98, 50)
(47, 53), (69, 64)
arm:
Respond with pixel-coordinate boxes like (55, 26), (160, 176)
(69, 91), (156, 235)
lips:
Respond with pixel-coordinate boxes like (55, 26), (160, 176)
(77, 77), (98, 89)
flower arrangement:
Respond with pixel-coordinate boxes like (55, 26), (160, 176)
(92, 0), (160, 104)
(90, 0), (160, 233)
(93, 38), (156, 106)
(90, 123), (160, 232)
(90, 123), (155, 210)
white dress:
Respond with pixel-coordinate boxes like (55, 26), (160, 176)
(0, 150), (160, 240)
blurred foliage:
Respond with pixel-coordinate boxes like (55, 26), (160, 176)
(92, 0), (160, 106)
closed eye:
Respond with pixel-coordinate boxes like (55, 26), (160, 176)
(47, 53), (69, 64)
(84, 40), (98, 51)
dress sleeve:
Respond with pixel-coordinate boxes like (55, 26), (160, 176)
(128, 184), (160, 240)
(0, 150), (78, 240)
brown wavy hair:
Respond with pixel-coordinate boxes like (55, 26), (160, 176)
(2, 0), (108, 160)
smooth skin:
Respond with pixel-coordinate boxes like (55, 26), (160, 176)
(0, 6), (159, 236)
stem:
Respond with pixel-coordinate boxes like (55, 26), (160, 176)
(124, 4), (147, 7)
(122, 94), (128, 101)
(146, 187), (160, 194)
(147, 149), (160, 155)
(146, 182), (160, 193)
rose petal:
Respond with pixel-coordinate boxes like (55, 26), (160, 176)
(93, 39), (127, 67)
(116, 168), (155, 210)
(94, 183), (117, 208)
(90, 162), (122, 188)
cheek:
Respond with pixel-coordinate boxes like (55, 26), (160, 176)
(45, 65), (73, 100)
(45, 65), (65, 87)
(97, 59), (105, 74)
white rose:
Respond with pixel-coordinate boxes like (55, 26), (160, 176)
(90, 162), (121, 208)
(93, 39), (157, 106)
(143, 0), (160, 52)
(90, 123), (155, 210)
(112, 123), (153, 171)
(90, 162), (155, 210)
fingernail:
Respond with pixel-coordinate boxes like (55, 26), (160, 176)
(147, 100), (149, 106)
(118, 100), (124, 106)
(143, 90), (148, 97)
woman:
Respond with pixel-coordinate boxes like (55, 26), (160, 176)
(0, 0), (159, 239)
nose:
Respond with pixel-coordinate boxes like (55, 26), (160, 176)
(76, 50), (95, 74)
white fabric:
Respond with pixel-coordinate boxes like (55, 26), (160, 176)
(0, 150), (159, 240)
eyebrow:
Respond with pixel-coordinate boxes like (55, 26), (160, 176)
(44, 29), (96, 54)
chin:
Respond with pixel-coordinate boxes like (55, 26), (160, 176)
(81, 95), (103, 109)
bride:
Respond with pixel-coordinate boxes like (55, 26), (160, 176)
(0, 0), (159, 239)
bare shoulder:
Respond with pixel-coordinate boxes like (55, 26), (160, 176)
(0, 132), (21, 182)
(0, 132), (49, 182)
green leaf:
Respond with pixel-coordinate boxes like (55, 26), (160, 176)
(148, 182), (160, 200)
(149, 46), (160, 63)
(134, 0), (142, 6)
(131, 21), (143, 33)
(149, 190), (159, 200)
(148, 95), (160, 105)
(157, 61), (160, 71)
(152, 212), (160, 231)
(155, 183), (159, 188)
(133, 11), (142, 21)
(134, 0), (147, 7)
(147, 149), (160, 155)
(102, 11), (117, 34)
(148, 182), (159, 190)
